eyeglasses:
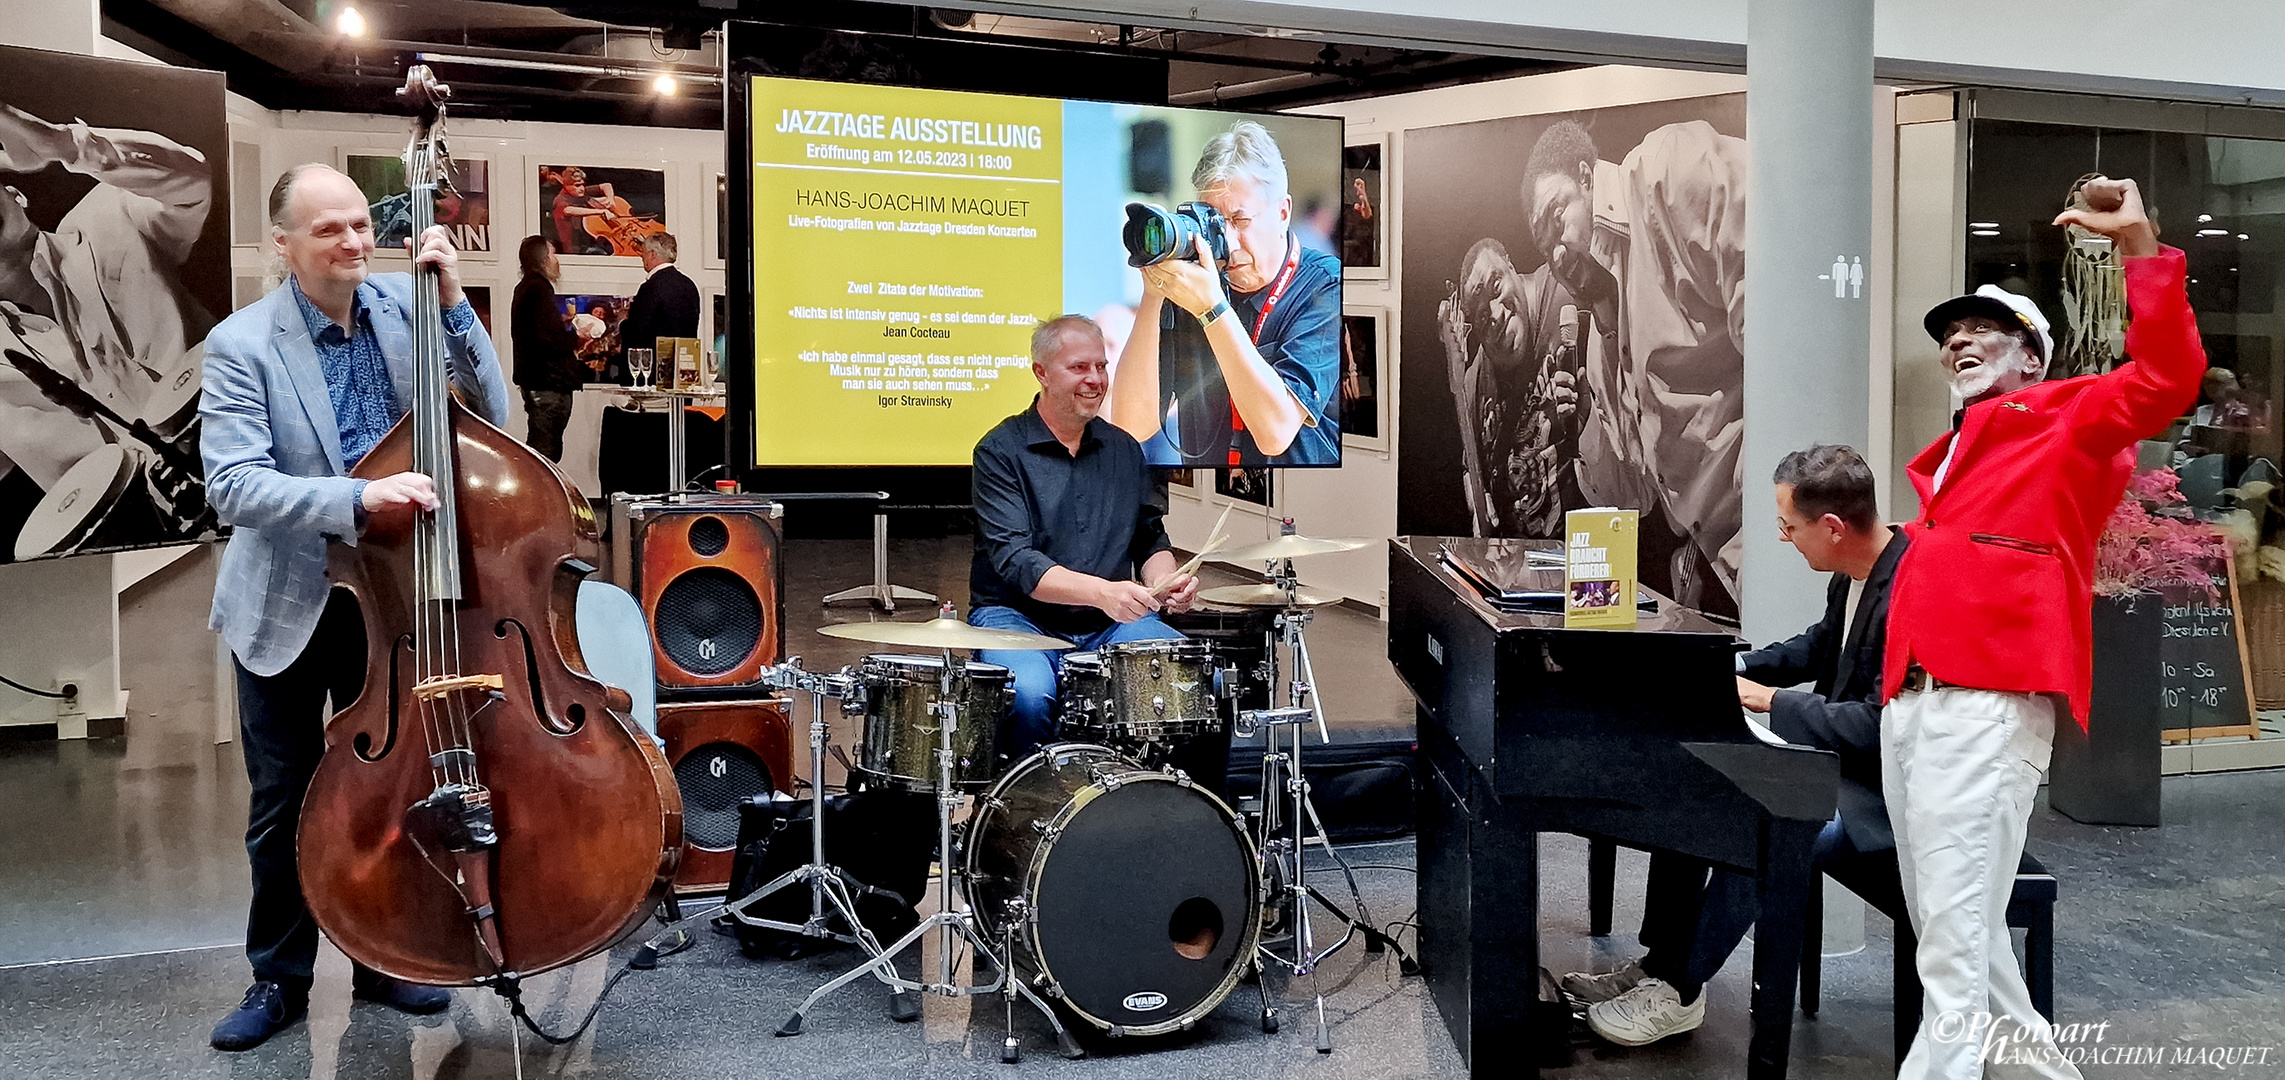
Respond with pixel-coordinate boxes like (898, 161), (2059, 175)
(1777, 516), (1802, 540)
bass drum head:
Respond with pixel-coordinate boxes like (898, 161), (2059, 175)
(993, 750), (1260, 1034)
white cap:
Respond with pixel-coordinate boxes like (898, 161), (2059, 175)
(1923, 284), (2054, 367)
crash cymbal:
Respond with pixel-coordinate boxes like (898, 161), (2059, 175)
(1212, 533), (1374, 563)
(818, 617), (1073, 651)
(1197, 583), (1343, 608)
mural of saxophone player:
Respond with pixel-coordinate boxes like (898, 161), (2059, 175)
(1436, 237), (1588, 537)
(1523, 118), (1746, 608)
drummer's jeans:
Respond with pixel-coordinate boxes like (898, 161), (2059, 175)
(1883, 687), (2078, 1080)
(232, 590), (364, 987)
(968, 605), (1184, 760)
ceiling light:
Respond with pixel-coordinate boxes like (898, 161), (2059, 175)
(1969, 221), (1999, 229)
(2198, 228), (2230, 236)
(653, 74), (678, 96)
(2198, 213), (2214, 223)
(1970, 229), (2000, 237)
(336, 6), (365, 37)
(2238, 233), (2251, 241)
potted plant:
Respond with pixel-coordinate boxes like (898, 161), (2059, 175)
(2055, 469), (2234, 825)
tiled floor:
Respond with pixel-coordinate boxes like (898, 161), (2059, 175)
(1, 535), (2280, 1079)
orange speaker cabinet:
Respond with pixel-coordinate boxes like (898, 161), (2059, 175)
(656, 697), (794, 893)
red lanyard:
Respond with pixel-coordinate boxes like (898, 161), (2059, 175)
(1229, 238), (1303, 464)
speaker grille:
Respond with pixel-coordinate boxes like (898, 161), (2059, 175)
(687, 515), (729, 557)
(674, 742), (770, 849)
(655, 567), (762, 675)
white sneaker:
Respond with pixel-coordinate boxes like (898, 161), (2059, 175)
(1587, 978), (1705, 1047)
(1559, 956), (1647, 1004)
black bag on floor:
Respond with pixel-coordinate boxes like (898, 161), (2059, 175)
(1223, 738), (1417, 842)
(723, 788), (935, 959)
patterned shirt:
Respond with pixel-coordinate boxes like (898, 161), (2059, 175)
(290, 276), (475, 468)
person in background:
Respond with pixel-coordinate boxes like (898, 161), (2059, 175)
(509, 235), (583, 462)
(619, 231), (699, 385)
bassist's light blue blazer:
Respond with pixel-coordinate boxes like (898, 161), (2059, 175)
(199, 275), (507, 677)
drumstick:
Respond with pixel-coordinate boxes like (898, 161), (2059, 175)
(1153, 504), (1234, 599)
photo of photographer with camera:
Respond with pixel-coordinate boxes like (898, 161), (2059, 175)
(1108, 121), (1344, 467)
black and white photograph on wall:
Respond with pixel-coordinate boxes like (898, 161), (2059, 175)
(560, 291), (635, 383)
(1340, 137), (1385, 277)
(1398, 93), (1747, 620)
(0, 45), (229, 565)
(538, 163), (667, 258)
(342, 152), (491, 255)
(1215, 467), (1273, 506)
(1340, 310), (1385, 447)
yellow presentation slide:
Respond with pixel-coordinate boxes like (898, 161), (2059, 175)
(750, 79), (1062, 466)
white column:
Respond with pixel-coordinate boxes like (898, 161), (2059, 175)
(1744, 0), (1876, 953)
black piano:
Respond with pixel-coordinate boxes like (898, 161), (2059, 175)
(1388, 537), (1840, 1079)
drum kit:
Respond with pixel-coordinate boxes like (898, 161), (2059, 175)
(655, 525), (1392, 1062)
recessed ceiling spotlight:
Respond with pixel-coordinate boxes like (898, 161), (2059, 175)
(1970, 229), (2001, 237)
(336, 6), (365, 37)
(2197, 213), (2214, 223)
(1969, 221), (1999, 229)
(2197, 228), (2230, 237)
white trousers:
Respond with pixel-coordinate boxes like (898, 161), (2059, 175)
(1883, 687), (2082, 1080)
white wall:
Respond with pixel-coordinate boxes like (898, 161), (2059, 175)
(1000, 0), (2285, 102)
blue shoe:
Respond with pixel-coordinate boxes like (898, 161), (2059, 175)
(210, 980), (308, 1051)
(351, 970), (451, 1015)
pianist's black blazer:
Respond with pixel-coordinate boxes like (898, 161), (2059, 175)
(1738, 528), (1909, 853)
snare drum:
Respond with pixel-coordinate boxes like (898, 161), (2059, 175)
(1056, 639), (1222, 747)
(848, 654), (1010, 791)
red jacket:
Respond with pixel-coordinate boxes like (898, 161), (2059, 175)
(1882, 247), (2207, 728)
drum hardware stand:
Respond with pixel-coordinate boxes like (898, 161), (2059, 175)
(777, 643), (1082, 1061)
(1234, 555), (1413, 1054)
(643, 659), (920, 1021)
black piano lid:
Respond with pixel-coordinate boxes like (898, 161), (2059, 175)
(1419, 536), (1736, 637)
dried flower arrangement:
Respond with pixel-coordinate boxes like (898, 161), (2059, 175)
(2094, 468), (2233, 600)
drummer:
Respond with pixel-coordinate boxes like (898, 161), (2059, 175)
(971, 314), (1202, 760)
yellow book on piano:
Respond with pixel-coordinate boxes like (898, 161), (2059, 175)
(1563, 508), (1639, 629)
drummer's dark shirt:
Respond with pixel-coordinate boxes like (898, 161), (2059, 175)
(970, 399), (1172, 638)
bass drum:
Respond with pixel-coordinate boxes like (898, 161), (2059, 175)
(966, 744), (1261, 1036)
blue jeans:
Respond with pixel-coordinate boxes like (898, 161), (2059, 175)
(1641, 815), (1907, 996)
(968, 605), (1185, 761)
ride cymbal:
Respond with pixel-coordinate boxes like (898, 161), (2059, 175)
(1212, 534), (1373, 563)
(1196, 583), (1343, 608)
(818, 617), (1073, 651)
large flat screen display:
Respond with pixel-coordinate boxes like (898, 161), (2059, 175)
(745, 75), (1344, 467)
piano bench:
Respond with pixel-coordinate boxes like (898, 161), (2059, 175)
(1799, 849), (2056, 1074)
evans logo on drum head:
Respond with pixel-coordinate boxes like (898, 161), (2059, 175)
(1122, 992), (1169, 1012)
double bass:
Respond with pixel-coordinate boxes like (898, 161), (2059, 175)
(297, 68), (682, 991)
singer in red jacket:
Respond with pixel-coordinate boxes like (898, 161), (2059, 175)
(1879, 176), (2203, 1080)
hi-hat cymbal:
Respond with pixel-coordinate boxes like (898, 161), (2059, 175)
(1197, 583), (1342, 608)
(818, 617), (1072, 651)
(1212, 533), (1373, 563)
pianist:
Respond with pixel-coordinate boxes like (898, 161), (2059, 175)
(1562, 444), (1908, 1047)
(1880, 176), (2203, 1080)
(970, 314), (1202, 760)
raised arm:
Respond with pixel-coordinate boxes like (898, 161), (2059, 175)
(2052, 177), (2207, 451)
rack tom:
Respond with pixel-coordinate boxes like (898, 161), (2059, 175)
(848, 654), (1009, 791)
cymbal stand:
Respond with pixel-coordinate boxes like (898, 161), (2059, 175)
(777, 646), (1079, 1060)
(645, 660), (916, 1020)
(1235, 555), (1406, 1053)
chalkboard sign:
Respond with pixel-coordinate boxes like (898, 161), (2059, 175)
(2157, 578), (2254, 736)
